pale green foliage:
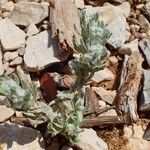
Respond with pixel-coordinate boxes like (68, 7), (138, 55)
(70, 11), (111, 88)
(0, 10), (111, 144)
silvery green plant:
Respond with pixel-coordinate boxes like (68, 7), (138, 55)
(0, 10), (111, 144)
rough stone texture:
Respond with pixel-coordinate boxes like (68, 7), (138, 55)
(0, 50), (4, 76)
(72, 0), (85, 8)
(3, 51), (18, 62)
(138, 14), (150, 30)
(77, 128), (108, 150)
(139, 38), (150, 67)
(93, 87), (116, 104)
(24, 30), (66, 72)
(10, 2), (49, 26)
(85, 2), (131, 48)
(99, 109), (118, 117)
(92, 68), (114, 83)
(9, 56), (23, 66)
(0, 0), (8, 6)
(0, 18), (26, 51)
(26, 23), (39, 36)
(118, 39), (139, 55)
(16, 65), (32, 83)
(0, 122), (45, 150)
(144, 2), (150, 22)
(124, 124), (150, 150)
(143, 126), (150, 141)
(0, 105), (14, 122)
(1, 1), (14, 12)
(139, 69), (150, 111)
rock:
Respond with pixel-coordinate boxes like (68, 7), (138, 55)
(0, 0), (8, 6)
(0, 105), (14, 122)
(73, 0), (85, 9)
(138, 14), (150, 30)
(3, 61), (9, 71)
(76, 128), (108, 150)
(16, 65), (32, 83)
(124, 124), (150, 150)
(118, 39), (139, 55)
(10, 2), (49, 26)
(9, 56), (23, 66)
(98, 100), (107, 109)
(61, 145), (73, 150)
(5, 67), (15, 75)
(111, 0), (126, 4)
(99, 109), (118, 117)
(143, 125), (150, 141)
(40, 73), (57, 102)
(139, 38), (150, 67)
(85, 2), (131, 48)
(144, 2), (150, 22)
(0, 50), (4, 76)
(93, 87), (116, 104)
(1, 1), (14, 12)
(0, 122), (45, 150)
(123, 125), (133, 139)
(17, 47), (25, 56)
(24, 30), (66, 72)
(0, 18), (25, 51)
(139, 69), (150, 111)
(92, 68), (114, 83)
(3, 51), (18, 62)
(26, 23), (39, 37)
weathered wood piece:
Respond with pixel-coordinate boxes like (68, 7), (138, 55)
(82, 116), (123, 127)
(116, 51), (143, 123)
(84, 86), (100, 116)
(50, 0), (80, 52)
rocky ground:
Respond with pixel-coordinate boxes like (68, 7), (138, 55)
(0, 0), (150, 150)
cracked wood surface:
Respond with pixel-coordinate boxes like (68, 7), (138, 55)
(50, 0), (80, 52)
(116, 51), (143, 123)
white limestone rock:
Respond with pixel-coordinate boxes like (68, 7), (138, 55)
(0, 105), (14, 123)
(24, 30), (66, 72)
(0, 18), (25, 51)
(10, 2), (49, 26)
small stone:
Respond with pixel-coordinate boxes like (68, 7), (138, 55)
(139, 38), (150, 67)
(0, 18), (25, 51)
(92, 68), (114, 83)
(99, 109), (118, 117)
(139, 14), (150, 30)
(73, 0), (84, 9)
(16, 65), (32, 83)
(9, 56), (22, 66)
(1, 1), (14, 12)
(76, 128), (108, 150)
(123, 125), (133, 139)
(3, 61), (9, 71)
(0, 50), (4, 76)
(118, 39), (139, 55)
(10, 2), (49, 26)
(24, 30), (66, 72)
(2, 11), (11, 18)
(144, 2), (150, 22)
(5, 67), (15, 75)
(136, 4), (144, 9)
(0, 105), (14, 122)
(26, 23), (39, 37)
(139, 69), (150, 111)
(93, 87), (116, 104)
(98, 100), (107, 109)
(62, 75), (75, 89)
(3, 51), (18, 62)
(0, 0), (8, 6)
(0, 122), (45, 149)
(17, 47), (25, 56)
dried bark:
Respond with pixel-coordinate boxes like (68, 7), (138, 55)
(116, 51), (143, 123)
(50, 0), (80, 52)
(84, 86), (100, 116)
(82, 116), (123, 127)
